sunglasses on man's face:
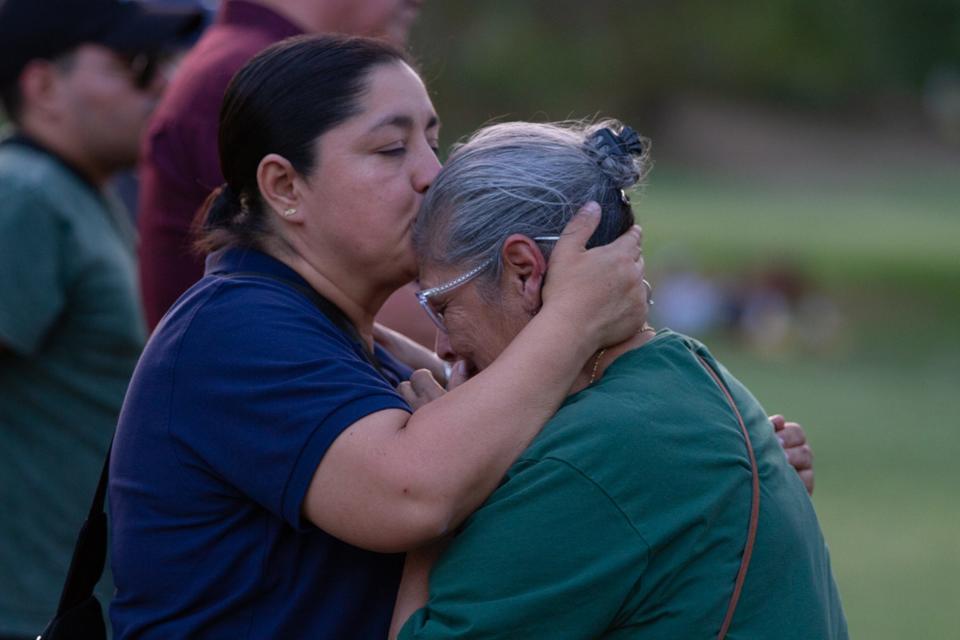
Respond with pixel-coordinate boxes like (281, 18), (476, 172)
(123, 52), (160, 90)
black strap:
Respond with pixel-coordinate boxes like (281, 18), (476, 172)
(50, 270), (384, 620)
(50, 444), (111, 617)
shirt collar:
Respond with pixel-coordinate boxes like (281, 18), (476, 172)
(0, 132), (103, 200)
(205, 245), (311, 286)
(218, 0), (304, 39)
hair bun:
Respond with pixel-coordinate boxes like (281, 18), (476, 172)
(585, 124), (648, 190)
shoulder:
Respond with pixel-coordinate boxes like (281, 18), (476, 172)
(527, 332), (693, 447)
(0, 148), (96, 226)
(0, 145), (68, 198)
(514, 331), (727, 492)
(164, 275), (356, 362)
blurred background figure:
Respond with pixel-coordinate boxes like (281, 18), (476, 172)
(0, 0), (202, 636)
(137, 0), (436, 344)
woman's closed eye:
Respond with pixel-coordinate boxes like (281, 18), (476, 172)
(378, 137), (440, 158)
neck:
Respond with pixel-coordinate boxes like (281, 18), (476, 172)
(569, 326), (658, 395)
(262, 237), (399, 349)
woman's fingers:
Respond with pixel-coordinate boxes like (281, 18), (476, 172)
(771, 417), (815, 496)
(410, 368), (444, 399)
(399, 369), (446, 411)
(769, 414), (786, 431)
(777, 421), (808, 449)
(797, 469), (815, 496)
(607, 222), (643, 257)
(551, 201), (602, 257)
(541, 205), (648, 349)
(786, 443), (814, 472)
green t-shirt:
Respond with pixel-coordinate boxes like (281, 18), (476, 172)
(401, 330), (847, 639)
(0, 139), (145, 635)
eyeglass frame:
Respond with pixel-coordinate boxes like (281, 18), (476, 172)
(46, 49), (162, 91)
(415, 235), (561, 332)
(120, 51), (161, 90)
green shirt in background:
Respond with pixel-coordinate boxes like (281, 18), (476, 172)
(401, 330), (847, 639)
(0, 138), (145, 636)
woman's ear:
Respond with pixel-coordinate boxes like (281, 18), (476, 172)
(256, 153), (301, 222)
(501, 234), (548, 315)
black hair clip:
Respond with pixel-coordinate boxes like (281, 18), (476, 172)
(617, 126), (645, 156)
(592, 126), (645, 158)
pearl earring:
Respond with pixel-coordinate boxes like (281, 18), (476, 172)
(282, 208), (296, 217)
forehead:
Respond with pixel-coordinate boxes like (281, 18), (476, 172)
(340, 61), (437, 133)
(417, 262), (462, 292)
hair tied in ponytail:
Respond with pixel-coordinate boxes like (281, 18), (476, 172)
(221, 184), (243, 208)
(197, 183), (242, 237)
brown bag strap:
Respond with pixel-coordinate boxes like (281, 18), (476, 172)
(694, 354), (761, 640)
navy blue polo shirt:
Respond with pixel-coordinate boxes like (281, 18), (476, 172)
(109, 247), (413, 639)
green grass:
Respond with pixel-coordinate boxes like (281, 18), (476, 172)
(638, 173), (959, 294)
(638, 170), (960, 638)
(712, 349), (960, 638)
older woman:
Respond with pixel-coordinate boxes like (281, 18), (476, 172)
(108, 37), (650, 638)
(391, 121), (847, 639)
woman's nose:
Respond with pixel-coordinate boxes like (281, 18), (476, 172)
(434, 330), (456, 363)
(413, 146), (442, 194)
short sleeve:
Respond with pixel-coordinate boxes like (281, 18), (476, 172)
(399, 458), (649, 640)
(0, 187), (65, 353)
(167, 281), (411, 529)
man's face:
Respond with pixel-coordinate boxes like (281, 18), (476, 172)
(56, 44), (165, 173)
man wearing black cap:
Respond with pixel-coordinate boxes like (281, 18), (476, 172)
(0, 1), (202, 636)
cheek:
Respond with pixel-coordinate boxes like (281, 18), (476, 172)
(463, 314), (516, 370)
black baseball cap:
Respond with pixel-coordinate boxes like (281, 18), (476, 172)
(0, 0), (204, 85)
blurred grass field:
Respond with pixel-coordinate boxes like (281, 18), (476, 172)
(639, 171), (960, 638)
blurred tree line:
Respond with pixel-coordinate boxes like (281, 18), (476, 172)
(411, 0), (960, 139)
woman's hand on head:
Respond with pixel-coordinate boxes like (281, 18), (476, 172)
(541, 202), (649, 349)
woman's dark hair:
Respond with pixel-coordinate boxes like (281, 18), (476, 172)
(196, 34), (409, 252)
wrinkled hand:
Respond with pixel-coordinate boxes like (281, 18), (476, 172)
(541, 202), (649, 349)
(771, 414), (814, 495)
(398, 369), (446, 411)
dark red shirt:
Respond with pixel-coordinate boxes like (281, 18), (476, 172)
(137, 0), (302, 329)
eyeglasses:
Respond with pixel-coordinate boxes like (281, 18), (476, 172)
(415, 236), (560, 332)
(123, 52), (160, 90)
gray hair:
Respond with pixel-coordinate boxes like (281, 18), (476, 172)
(413, 119), (651, 291)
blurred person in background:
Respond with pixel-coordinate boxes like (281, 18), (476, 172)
(137, 0), (436, 344)
(0, 0), (201, 636)
(391, 120), (844, 639)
